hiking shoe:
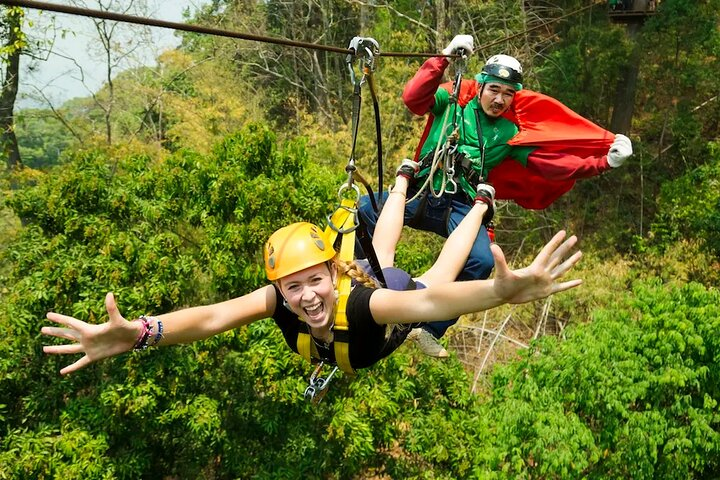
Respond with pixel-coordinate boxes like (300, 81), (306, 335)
(407, 328), (449, 358)
(395, 159), (420, 181)
(474, 183), (496, 225)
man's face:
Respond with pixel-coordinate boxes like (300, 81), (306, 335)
(478, 82), (517, 117)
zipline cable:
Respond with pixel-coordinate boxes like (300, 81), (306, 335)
(2, 0), (608, 59)
(0, 0), (442, 58)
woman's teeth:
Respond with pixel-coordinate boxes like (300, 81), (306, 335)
(305, 304), (323, 316)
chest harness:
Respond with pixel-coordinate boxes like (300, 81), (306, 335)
(409, 51), (490, 205)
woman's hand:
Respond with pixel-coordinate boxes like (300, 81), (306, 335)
(492, 230), (583, 304)
(42, 292), (140, 375)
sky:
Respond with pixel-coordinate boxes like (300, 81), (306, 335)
(17, 0), (206, 108)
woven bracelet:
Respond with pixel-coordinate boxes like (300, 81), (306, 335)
(133, 316), (153, 350)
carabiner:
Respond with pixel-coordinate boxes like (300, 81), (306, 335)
(326, 210), (358, 235)
(445, 166), (458, 194)
(347, 37), (380, 70)
(303, 362), (339, 405)
(445, 143), (460, 194)
(449, 48), (468, 105)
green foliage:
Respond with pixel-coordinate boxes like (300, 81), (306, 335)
(1, 424), (115, 480)
(646, 140), (720, 261)
(534, 3), (629, 124)
(0, 6), (26, 61)
(636, 0), (720, 164)
(14, 110), (74, 169)
(0, 123), (341, 476)
(0, 123), (486, 478)
(483, 280), (720, 479)
(3, 0), (720, 477)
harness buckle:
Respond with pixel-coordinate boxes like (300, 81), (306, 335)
(303, 361), (339, 405)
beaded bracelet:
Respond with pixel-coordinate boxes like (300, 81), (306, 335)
(133, 315), (165, 350)
(133, 316), (153, 350)
(147, 316), (164, 347)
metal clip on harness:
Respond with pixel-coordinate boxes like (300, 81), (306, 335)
(408, 48), (468, 202)
(304, 361), (339, 404)
(326, 183), (360, 235)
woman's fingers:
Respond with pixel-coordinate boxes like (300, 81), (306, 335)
(105, 292), (128, 325)
(41, 326), (78, 342)
(552, 278), (583, 294)
(43, 343), (85, 355)
(535, 230), (568, 266)
(546, 234), (578, 271)
(551, 251), (583, 279)
(490, 243), (509, 275)
(60, 356), (92, 376)
(46, 311), (86, 330)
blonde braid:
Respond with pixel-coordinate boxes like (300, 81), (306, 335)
(334, 260), (381, 288)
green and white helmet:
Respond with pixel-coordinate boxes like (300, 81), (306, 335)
(476, 54), (523, 90)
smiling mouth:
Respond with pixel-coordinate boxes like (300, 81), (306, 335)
(304, 303), (324, 318)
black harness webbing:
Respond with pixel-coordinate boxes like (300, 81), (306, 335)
(355, 217), (386, 288)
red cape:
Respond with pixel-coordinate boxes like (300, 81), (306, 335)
(431, 81), (614, 209)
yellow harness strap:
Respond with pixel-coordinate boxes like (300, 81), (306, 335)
(296, 198), (357, 374)
(329, 198), (357, 374)
(296, 330), (318, 365)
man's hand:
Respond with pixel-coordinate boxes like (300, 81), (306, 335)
(607, 134), (633, 168)
(442, 35), (474, 57)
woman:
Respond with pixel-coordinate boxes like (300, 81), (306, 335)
(42, 161), (582, 374)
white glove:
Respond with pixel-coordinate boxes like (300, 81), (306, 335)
(442, 35), (474, 57)
(607, 134), (633, 168)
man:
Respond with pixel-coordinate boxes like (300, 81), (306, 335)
(358, 35), (633, 357)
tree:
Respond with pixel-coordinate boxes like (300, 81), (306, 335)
(1, 6), (24, 170)
(64, 0), (155, 145)
(609, 22), (641, 134)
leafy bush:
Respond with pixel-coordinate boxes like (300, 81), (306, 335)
(482, 280), (720, 479)
(3, 125), (720, 478)
(648, 141), (720, 260)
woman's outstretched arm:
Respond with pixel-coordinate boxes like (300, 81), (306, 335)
(42, 286), (278, 375)
(369, 231), (582, 324)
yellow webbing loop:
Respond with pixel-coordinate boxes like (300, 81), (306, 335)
(297, 331), (313, 365)
(326, 198), (357, 374)
(297, 331), (320, 365)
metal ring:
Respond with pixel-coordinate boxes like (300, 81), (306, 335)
(337, 182), (361, 203)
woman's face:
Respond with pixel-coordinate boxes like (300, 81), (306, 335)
(279, 263), (336, 329)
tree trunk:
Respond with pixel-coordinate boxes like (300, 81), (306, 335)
(1, 9), (23, 170)
(435, 0), (446, 52)
(610, 22), (642, 134)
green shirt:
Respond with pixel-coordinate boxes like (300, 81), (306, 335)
(419, 87), (535, 200)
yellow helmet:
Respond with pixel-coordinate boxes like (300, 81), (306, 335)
(264, 222), (336, 281)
